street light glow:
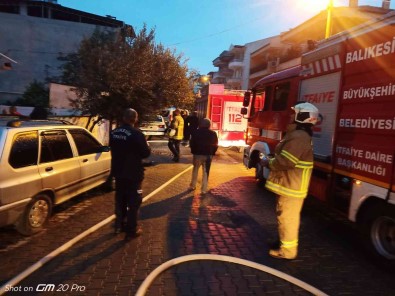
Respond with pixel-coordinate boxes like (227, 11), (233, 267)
(298, 0), (331, 11)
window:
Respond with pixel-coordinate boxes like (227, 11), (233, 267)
(146, 115), (163, 122)
(0, 5), (19, 14)
(27, 6), (49, 18)
(69, 129), (101, 156)
(263, 86), (273, 111)
(40, 131), (73, 163)
(9, 132), (38, 168)
(272, 82), (290, 111)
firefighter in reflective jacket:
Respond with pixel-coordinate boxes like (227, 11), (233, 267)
(261, 102), (319, 259)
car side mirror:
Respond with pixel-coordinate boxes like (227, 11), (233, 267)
(241, 107), (248, 115)
(243, 91), (251, 107)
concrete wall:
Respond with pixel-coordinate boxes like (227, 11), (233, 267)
(0, 12), (117, 103)
(242, 38), (271, 90)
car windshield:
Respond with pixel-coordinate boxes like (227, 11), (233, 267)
(146, 115), (162, 122)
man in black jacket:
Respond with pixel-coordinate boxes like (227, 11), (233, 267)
(110, 108), (151, 241)
(183, 110), (199, 147)
(189, 118), (218, 194)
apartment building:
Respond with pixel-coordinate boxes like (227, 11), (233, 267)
(0, 0), (133, 103)
(211, 39), (269, 90)
(249, 0), (391, 86)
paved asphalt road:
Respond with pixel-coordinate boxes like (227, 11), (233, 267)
(0, 141), (394, 295)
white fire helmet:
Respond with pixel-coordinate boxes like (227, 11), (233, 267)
(292, 102), (319, 125)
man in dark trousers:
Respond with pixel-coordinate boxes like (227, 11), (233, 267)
(189, 118), (218, 194)
(110, 108), (151, 241)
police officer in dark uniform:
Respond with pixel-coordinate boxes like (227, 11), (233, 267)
(110, 108), (151, 241)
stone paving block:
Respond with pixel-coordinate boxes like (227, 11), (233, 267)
(175, 282), (193, 294)
(192, 287), (210, 295)
(162, 281), (178, 293)
(118, 276), (133, 286)
(116, 287), (132, 295)
(146, 284), (163, 296)
(93, 269), (108, 279)
(120, 269), (135, 277)
(88, 279), (103, 290)
(133, 271), (150, 281)
(100, 284), (117, 295)
(105, 273), (120, 283)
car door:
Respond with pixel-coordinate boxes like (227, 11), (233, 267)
(38, 129), (81, 204)
(68, 129), (111, 191)
(1, 130), (41, 206)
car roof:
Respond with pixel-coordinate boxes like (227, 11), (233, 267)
(0, 118), (77, 129)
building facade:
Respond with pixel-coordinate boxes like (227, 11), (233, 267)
(0, 0), (132, 103)
(211, 39), (269, 90)
(209, 1), (392, 91)
(249, 1), (392, 87)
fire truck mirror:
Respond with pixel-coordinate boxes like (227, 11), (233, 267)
(240, 107), (248, 115)
(243, 91), (251, 107)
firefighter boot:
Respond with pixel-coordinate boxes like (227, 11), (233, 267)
(269, 247), (297, 260)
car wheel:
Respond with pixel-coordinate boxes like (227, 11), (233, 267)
(16, 194), (52, 236)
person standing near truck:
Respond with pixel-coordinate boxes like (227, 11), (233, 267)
(168, 109), (184, 162)
(189, 118), (218, 194)
(261, 102), (319, 260)
(183, 110), (199, 147)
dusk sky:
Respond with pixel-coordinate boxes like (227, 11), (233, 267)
(61, 0), (394, 74)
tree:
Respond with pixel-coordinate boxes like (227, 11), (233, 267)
(59, 25), (194, 124)
(11, 80), (49, 107)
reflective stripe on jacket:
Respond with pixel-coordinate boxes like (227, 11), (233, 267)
(265, 128), (313, 198)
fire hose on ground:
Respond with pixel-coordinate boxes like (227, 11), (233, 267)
(0, 166), (328, 295)
(135, 254), (328, 296)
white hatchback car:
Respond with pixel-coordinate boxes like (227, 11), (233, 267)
(139, 115), (166, 139)
(0, 118), (111, 235)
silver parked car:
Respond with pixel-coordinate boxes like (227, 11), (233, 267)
(139, 114), (167, 139)
(0, 119), (111, 235)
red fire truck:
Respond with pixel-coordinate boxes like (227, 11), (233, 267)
(242, 12), (395, 263)
(196, 84), (263, 147)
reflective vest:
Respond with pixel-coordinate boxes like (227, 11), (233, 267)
(265, 128), (313, 198)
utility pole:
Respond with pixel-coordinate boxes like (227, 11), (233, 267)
(325, 0), (334, 38)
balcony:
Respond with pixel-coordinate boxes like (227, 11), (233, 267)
(219, 68), (233, 77)
(228, 59), (244, 69)
(227, 77), (242, 84)
(213, 50), (235, 67)
(250, 63), (268, 75)
(212, 77), (225, 84)
(212, 71), (224, 79)
(213, 57), (227, 67)
(219, 50), (234, 62)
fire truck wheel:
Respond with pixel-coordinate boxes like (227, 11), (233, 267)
(360, 203), (395, 264)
